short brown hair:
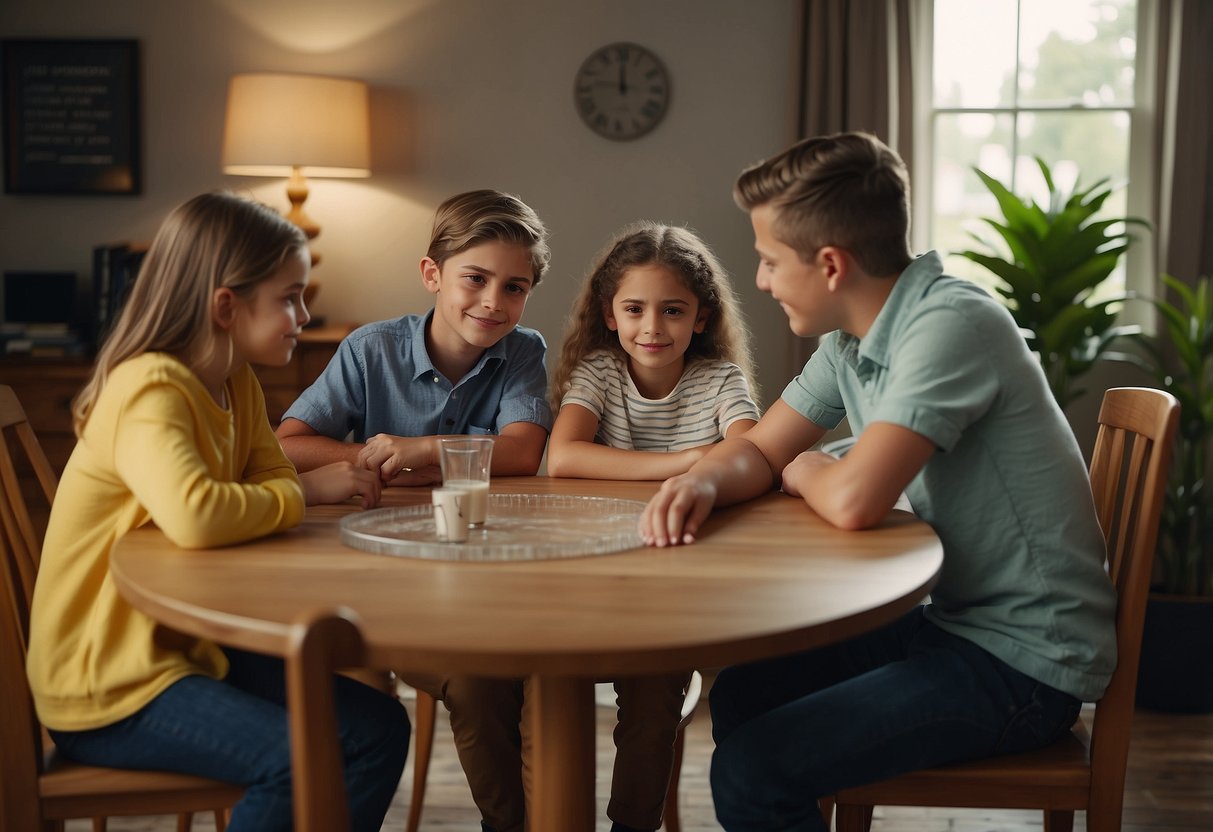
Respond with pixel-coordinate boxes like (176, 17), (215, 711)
(426, 189), (551, 285)
(734, 131), (912, 276)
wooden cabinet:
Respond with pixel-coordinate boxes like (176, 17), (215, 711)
(0, 324), (353, 477)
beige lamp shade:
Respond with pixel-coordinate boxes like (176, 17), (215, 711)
(222, 73), (370, 178)
(222, 72), (369, 248)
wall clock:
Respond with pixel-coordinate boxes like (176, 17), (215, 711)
(574, 42), (670, 141)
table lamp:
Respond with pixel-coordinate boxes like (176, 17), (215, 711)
(221, 72), (370, 270)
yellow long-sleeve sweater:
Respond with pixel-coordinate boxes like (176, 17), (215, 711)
(27, 353), (305, 731)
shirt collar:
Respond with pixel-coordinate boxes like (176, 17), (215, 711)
(409, 308), (509, 383)
(852, 251), (945, 377)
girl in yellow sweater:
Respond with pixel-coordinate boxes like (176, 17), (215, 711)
(26, 192), (408, 832)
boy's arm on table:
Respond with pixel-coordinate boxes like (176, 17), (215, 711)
(276, 417), (361, 468)
(781, 421), (934, 530)
(642, 400), (826, 546)
(279, 415), (547, 482)
(355, 421), (546, 481)
(547, 403), (712, 480)
(277, 417), (440, 486)
(491, 420), (548, 476)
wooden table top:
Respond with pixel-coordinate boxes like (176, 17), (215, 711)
(111, 477), (942, 678)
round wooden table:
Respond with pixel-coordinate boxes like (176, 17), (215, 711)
(111, 477), (942, 832)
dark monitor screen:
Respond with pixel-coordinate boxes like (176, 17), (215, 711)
(3, 271), (76, 324)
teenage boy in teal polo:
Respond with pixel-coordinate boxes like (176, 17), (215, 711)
(639, 132), (1116, 832)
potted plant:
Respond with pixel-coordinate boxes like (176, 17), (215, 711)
(958, 158), (1149, 410)
(1124, 274), (1213, 712)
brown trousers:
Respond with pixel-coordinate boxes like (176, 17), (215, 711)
(399, 671), (692, 832)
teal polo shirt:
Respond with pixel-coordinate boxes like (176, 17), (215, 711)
(782, 251), (1116, 701)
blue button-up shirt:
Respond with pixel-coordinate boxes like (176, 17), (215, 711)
(283, 311), (552, 441)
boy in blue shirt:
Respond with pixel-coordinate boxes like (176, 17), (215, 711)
(640, 133), (1116, 832)
(277, 188), (551, 484)
(276, 189), (551, 832)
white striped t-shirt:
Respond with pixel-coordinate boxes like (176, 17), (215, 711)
(561, 349), (760, 452)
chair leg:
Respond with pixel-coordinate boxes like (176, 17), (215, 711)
(818, 796), (834, 828)
(176, 812), (193, 832)
(214, 807), (230, 832)
(407, 689), (439, 832)
(662, 729), (686, 832)
(835, 802), (874, 832)
(1044, 809), (1076, 832)
(91, 819), (106, 832)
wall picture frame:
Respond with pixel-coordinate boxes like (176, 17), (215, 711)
(2, 38), (141, 195)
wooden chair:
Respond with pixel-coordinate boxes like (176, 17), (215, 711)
(0, 383), (243, 832)
(406, 670), (704, 832)
(831, 387), (1181, 832)
(285, 607), (368, 832)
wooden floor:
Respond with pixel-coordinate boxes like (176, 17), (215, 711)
(65, 692), (1213, 832)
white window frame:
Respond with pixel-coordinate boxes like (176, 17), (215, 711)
(910, 0), (1160, 329)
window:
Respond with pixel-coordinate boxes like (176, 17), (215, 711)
(914, 0), (1155, 315)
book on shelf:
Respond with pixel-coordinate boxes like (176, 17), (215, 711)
(2, 325), (86, 356)
(92, 241), (149, 347)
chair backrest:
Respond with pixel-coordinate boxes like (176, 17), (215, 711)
(0, 384), (59, 637)
(1085, 387), (1179, 812)
(0, 526), (50, 829)
(0, 385), (59, 827)
(286, 607), (366, 832)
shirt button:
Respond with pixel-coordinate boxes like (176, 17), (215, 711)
(432, 375), (439, 383)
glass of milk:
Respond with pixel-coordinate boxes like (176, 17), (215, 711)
(438, 437), (494, 528)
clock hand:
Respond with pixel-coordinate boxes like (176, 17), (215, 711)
(619, 63), (628, 95)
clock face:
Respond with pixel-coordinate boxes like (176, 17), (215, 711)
(574, 42), (670, 141)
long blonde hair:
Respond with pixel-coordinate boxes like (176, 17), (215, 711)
(72, 192), (307, 433)
(550, 221), (757, 409)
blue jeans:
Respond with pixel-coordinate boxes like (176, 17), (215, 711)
(50, 648), (409, 832)
(709, 607), (1082, 832)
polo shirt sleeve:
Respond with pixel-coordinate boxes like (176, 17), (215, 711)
(281, 335), (368, 438)
(780, 332), (848, 430)
(869, 302), (1001, 453)
(494, 331), (553, 432)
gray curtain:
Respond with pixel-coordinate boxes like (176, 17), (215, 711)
(793, 0), (913, 369)
(800, 0), (912, 163)
(1155, 0), (1213, 287)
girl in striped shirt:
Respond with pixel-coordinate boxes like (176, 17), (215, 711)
(545, 221), (759, 832)
(548, 221), (760, 481)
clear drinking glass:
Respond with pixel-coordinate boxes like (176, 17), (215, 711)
(438, 437), (493, 528)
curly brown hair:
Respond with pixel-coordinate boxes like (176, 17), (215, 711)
(550, 221), (757, 410)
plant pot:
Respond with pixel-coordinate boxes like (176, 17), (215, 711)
(1135, 593), (1213, 714)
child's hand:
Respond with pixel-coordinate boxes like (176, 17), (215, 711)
(358, 434), (428, 483)
(640, 473), (717, 547)
(299, 461), (384, 509)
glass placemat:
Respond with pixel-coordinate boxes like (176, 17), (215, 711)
(339, 493), (646, 561)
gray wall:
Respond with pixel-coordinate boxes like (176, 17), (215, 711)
(0, 0), (803, 408)
(3, 0), (1149, 457)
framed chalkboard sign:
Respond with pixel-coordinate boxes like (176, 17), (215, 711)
(2, 39), (141, 195)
